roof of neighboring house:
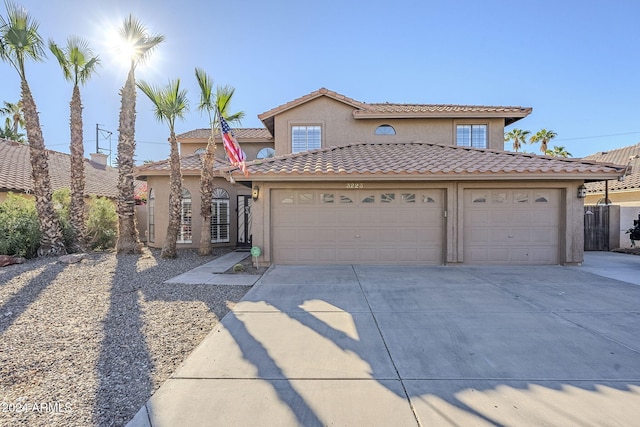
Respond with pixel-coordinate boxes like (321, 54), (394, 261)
(226, 142), (625, 182)
(258, 88), (532, 135)
(583, 143), (640, 193)
(0, 138), (120, 198)
(177, 128), (273, 140)
(135, 153), (231, 179)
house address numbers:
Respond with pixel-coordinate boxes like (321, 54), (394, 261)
(345, 183), (364, 189)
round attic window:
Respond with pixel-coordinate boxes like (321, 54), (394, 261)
(375, 124), (396, 135)
(257, 147), (275, 159)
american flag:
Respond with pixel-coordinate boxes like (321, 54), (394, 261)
(219, 114), (247, 176)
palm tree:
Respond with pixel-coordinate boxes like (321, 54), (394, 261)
(545, 145), (572, 158)
(1, 100), (24, 136)
(0, 121), (25, 142)
(530, 129), (558, 154)
(194, 67), (244, 255)
(0, 1), (65, 256)
(137, 78), (188, 258)
(504, 128), (530, 152)
(114, 14), (164, 254)
(49, 36), (100, 251)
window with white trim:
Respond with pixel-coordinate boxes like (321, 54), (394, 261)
(148, 189), (155, 243)
(456, 124), (487, 148)
(211, 188), (230, 243)
(178, 188), (192, 243)
(292, 125), (321, 153)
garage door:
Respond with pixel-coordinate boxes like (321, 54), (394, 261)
(464, 189), (561, 264)
(272, 189), (444, 265)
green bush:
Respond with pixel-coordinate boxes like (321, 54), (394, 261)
(0, 193), (41, 258)
(53, 188), (74, 250)
(86, 195), (117, 250)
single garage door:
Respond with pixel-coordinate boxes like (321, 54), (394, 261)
(464, 189), (561, 264)
(272, 189), (445, 264)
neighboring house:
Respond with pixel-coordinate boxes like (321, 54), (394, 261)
(140, 88), (625, 265)
(583, 143), (640, 207)
(0, 138), (120, 202)
(583, 143), (640, 248)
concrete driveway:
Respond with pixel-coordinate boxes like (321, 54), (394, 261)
(130, 253), (640, 426)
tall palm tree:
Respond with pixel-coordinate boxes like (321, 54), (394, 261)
(49, 36), (100, 251)
(545, 145), (572, 158)
(530, 129), (558, 154)
(1, 100), (24, 136)
(137, 79), (188, 258)
(194, 67), (244, 255)
(0, 1), (65, 256)
(504, 128), (530, 152)
(114, 14), (164, 254)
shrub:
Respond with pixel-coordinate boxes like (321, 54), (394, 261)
(0, 193), (41, 258)
(86, 195), (117, 250)
(53, 188), (74, 250)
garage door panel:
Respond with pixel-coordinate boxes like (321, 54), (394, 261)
(464, 189), (560, 265)
(272, 189), (444, 265)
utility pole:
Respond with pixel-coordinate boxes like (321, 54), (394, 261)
(95, 124), (113, 165)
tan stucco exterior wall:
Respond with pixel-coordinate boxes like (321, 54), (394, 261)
(179, 139), (274, 160)
(585, 189), (640, 206)
(145, 175), (250, 250)
(272, 97), (507, 154)
(248, 179), (586, 267)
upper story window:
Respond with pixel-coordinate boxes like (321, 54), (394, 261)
(375, 124), (396, 135)
(456, 124), (487, 148)
(292, 125), (321, 153)
(194, 147), (206, 154)
(257, 147), (275, 159)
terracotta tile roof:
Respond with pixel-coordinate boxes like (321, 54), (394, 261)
(177, 128), (273, 140)
(258, 88), (532, 134)
(0, 138), (121, 198)
(583, 143), (640, 193)
(226, 142), (625, 181)
(135, 153), (230, 178)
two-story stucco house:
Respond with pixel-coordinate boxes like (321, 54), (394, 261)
(137, 88), (624, 265)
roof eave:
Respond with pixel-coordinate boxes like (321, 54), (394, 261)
(229, 171), (624, 182)
(352, 111), (532, 121)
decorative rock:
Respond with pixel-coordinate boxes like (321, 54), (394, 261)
(58, 253), (87, 264)
(0, 255), (26, 267)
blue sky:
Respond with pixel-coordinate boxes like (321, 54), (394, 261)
(1, 0), (638, 163)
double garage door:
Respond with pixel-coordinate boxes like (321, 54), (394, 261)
(272, 189), (444, 264)
(271, 188), (561, 265)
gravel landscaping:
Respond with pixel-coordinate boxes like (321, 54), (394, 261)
(0, 247), (253, 426)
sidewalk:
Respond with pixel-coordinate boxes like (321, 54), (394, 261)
(164, 251), (261, 286)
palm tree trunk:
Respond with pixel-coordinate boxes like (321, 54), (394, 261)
(21, 80), (66, 256)
(198, 141), (215, 255)
(162, 131), (182, 258)
(69, 85), (86, 251)
(116, 67), (142, 254)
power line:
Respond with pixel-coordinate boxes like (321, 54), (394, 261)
(555, 132), (640, 142)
